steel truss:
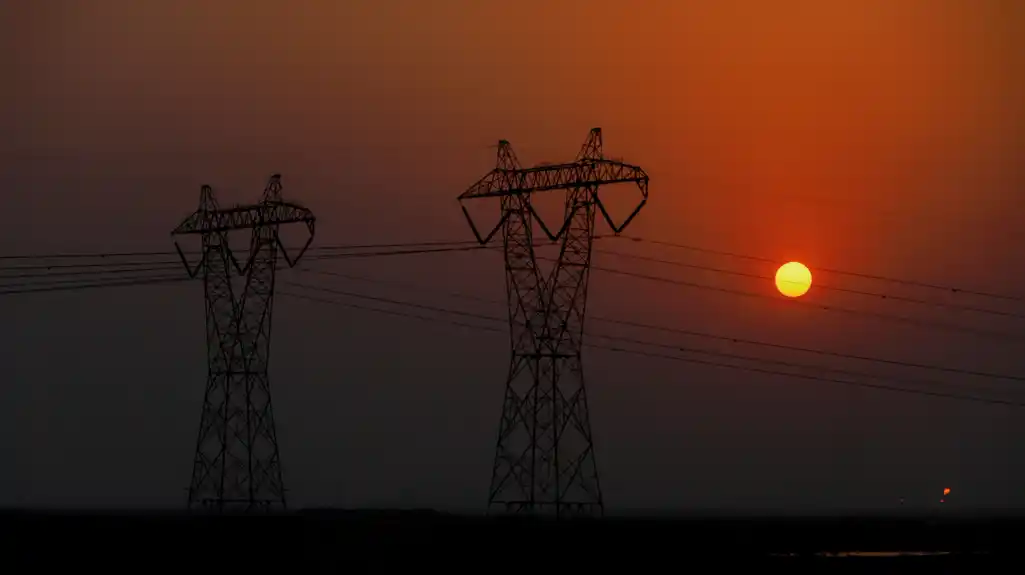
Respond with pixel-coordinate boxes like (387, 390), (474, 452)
(459, 129), (649, 518)
(172, 174), (315, 512)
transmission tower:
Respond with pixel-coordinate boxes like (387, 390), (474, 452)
(172, 174), (315, 512)
(458, 128), (649, 517)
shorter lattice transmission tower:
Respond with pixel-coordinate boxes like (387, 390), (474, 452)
(458, 128), (649, 518)
(172, 174), (315, 512)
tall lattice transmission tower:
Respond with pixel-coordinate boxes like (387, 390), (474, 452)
(458, 128), (649, 517)
(172, 174), (315, 512)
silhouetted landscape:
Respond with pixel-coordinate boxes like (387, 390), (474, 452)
(5, 508), (1019, 566)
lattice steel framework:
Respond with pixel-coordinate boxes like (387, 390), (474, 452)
(172, 174), (315, 512)
(458, 128), (649, 517)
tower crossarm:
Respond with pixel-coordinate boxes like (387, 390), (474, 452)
(171, 176), (317, 279)
(171, 201), (315, 236)
(458, 159), (648, 200)
(458, 129), (648, 244)
(459, 159), (648, 242)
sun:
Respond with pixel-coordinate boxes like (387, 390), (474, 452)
(775, 261), (812, 298)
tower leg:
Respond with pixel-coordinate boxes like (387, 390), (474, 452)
(235, 222), (287, 509)
(540, 185), (602, 517)
(488, 193), (546, 514)
(188, 231), (235, 511)
(187, 224), (286, 512)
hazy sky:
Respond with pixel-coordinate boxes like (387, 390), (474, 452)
(2, 0), (1025, 513)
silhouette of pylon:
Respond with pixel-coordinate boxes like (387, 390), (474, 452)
(171, 174), (315, 513)
(458, 129), (650, 517)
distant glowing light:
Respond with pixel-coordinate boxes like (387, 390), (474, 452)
(774, 261), (812, 298)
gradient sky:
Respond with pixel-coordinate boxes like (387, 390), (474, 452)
(2, 0), (1025, 513)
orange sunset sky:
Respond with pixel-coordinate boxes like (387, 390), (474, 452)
(2, 0), (1025, 511)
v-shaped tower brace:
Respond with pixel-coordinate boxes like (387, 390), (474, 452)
(171, 174), (315, 512)
(458, 128), (649, 518)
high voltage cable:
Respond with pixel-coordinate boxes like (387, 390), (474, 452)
(4, 233), (1020, 306)
(0, 250), (184, 261)
(6, 268), (1023, 407)
(2, 254), (1021, 393)
(0, 275), (189, 296)
(590, 315), (1024, 382)
(620, 235), (1024, 303)
(4, 245), (1021, 343)
(596, 248), (1025, 320)
(3, 245), (1019, 330)
(0, 245), (502, 291)
(0, 239), (483, 262)
(0, 245), (501, 292)
(303, 244), (498, 261)
(588, 344), (1025, 408)
(0, 265), (182, 280)
(276, 286), (1025, 409)
(0, 236), (584, 263)
(307, 239), (480, 250)
(10, 259), (1011, 384)
(574, 261), (1024, 342)
(289, 267), (1025, 383)
(0, 259), (182, 272)
(0, 242), (508, 272)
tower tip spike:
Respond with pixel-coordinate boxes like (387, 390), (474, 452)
(263, 174), (283, 202)
(577, 128), (604, 161)
(496, 140), (521, 171)
(199, 184), (218, 211)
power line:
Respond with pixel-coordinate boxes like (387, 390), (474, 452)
(5, 242), (1020, 346)
(0, 239), (579, 286)
(293, 267), (502, 305)
(588, 343), (1025, 408)
(596, 248), (1025, 320)
(8, 257), (1019, 388)
(0, 265), (182, 280)
(578, 261), (1024, 342)
(302, 244), (498, 261)
(619, 235), (1025, 303)
(3, 233), (1019, 309)
(2, 250), (1021, 401)
(0, 248), (501, 295)
(6, 233), (1020, 322)
(589, 331), (1018, 395)
(0, 239), (484, 263)
(0, 242), (507, 273)
(0, 275), (189, 296)
(0, 244), (508, 288)
(0, 259), (182, 272)
(277, 285), (1025, 409)
(280, 289), (503, 334)
(0, 243), (493, 294)
(0, 250), (183, 261)
(282, 276), (1024, 397)
(308, 239), (479, 250)
(280, 252), (1025, 342)
(591, 315), (1025, 383)
(291, 266), (1025, 383)
(309, 264), (1020, 396)
(285, 280), (497, 324)
(4, 236), (1021, 349)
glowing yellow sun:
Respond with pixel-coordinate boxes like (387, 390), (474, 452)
(775, 261), (812, 298)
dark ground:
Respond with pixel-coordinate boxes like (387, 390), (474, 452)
(3, 509), (1020, 569)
